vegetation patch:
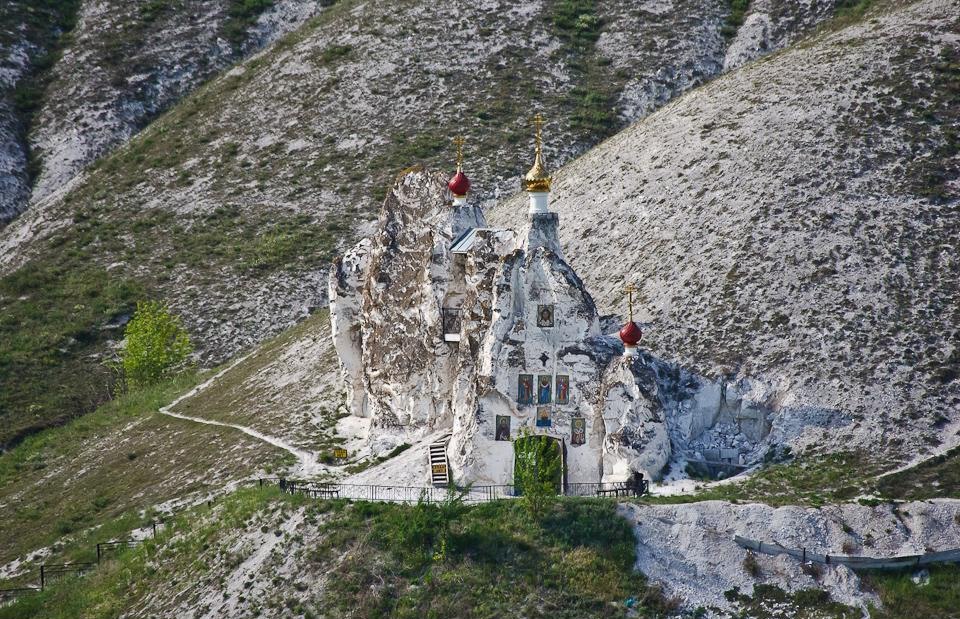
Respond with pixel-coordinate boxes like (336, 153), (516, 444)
(0, 262), (145, 448)
(874, 446), (960, 501)
(863, 565), (960, 619)
(548, 0), (622, 139)
(724, 584), (860, 618)
(642, 451), (886, 507)
(0, 487), (678, 618)
(0, 373), (288, 570)
(222, 0), (275, 50)
(721, 0), (750, 40)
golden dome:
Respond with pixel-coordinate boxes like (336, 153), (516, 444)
(523, 113), (552, 193)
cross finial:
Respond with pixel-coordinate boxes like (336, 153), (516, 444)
(452, 135), (466, 170)
(624, 283), (638, 322)
(532, 113), (545, 153)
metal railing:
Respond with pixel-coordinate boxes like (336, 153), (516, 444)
(260, 478), (648, 502)
(0, 521), (165, 600)
(39, 563), (96, 589)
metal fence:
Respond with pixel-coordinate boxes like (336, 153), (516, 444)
(735, 535), (960, 571)
(260, 478), (648, 503)
(0, 522), (165, 602)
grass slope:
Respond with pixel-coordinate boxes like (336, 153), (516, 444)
(646, 446), (960, 508)
(0, 0), (731, 447)
(0, 487), (677, 619)
(2, 486), (956, 618)
(0, 372), (291, 572)
(169, 310), (347, 454)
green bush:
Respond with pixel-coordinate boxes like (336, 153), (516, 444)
(513, 429), (562, 521)
(120, 301), (193, 390)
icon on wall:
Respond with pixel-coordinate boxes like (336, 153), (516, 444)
(536, 406), (552, 427)
(537, 375), (552, 404)
(555, 375), (569, 405)
(518, 374), (534, 404)
(495, 415), (511, 441)
(537, 304), (555, 327)
(571, 417), (586, 445)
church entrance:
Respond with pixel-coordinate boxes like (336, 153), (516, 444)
(513, 434), (565, 495)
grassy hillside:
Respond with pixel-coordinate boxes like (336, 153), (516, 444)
(0, 372), (291, 571)
(168, 310), (348, 455)
(2, 485), (956, 618)
(0, 0), (734, 447)
(0, 487), (677, 619)
(489, 0), (960, 458)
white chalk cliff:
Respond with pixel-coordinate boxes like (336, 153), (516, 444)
(329, 160), (789, 487)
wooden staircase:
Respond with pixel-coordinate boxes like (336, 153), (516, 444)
(429, 434), (452, 486)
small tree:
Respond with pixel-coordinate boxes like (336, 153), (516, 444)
(513, 429), (562, 521)
(121, 301), (193, 390)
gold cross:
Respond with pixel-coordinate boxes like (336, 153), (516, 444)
(624, 283), (638, 322)
(452, 135), (465, 169)
(532, 114), (545, 152)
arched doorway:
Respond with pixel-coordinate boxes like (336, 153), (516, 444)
(513, 434), (565, 495)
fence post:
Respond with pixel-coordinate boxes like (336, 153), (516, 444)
(152, 521), (157, 538)
(40, 565), (45, 591)
(97, 544), (102, 564)
(802, 548), (806, 563)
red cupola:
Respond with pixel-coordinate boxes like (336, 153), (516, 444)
(619, 321), (642, 346)
(448, 169), (470, 197)
(448, 135), (470, 202)
(620, 284), (642, 357)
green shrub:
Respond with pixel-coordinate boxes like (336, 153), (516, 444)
(513, 429), (562, 521)
(120, 301), (193, 390)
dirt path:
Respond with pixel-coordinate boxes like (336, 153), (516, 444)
(158, 357), (326, 477)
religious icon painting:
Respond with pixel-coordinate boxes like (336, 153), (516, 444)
(537, 374), (552, 404)
(537, 304), (555, 327)
(518, 374), (534, 405)
(495, 415), (511, 441)
(571, 417), (586, 445)
(536, 406), (552, 427)
(555, 375), (570, 405)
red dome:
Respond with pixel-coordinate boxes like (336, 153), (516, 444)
(448, 170), (470, 197)
(619, 321), (642, 346)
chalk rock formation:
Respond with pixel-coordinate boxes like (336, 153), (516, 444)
(330, 169), (679, 485)
(620, 499), (960, 612)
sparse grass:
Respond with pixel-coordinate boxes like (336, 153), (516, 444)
(724, 584), (861, 618)
(874, 446), (960, 501)
(0, 372), (288, 570)
(169, 310), (345, 454)
(864, 565), (960, 618)
(0, 488), (676, 618)
(641, 452), (886, 507)
(549, 0), (621, 138)
(2, 0), (83, 185)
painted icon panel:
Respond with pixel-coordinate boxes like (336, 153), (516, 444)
(518, 374), (534, 404)
(537, 374), (552, 404)
(537, 304), (555, 327)
(555, 375), (569, 404)
(571, 417), (586, 445)
(495, 415), (511, 441)
(536, 406), (552, 427)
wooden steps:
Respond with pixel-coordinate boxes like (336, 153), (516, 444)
(429, 434), (452, 486)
